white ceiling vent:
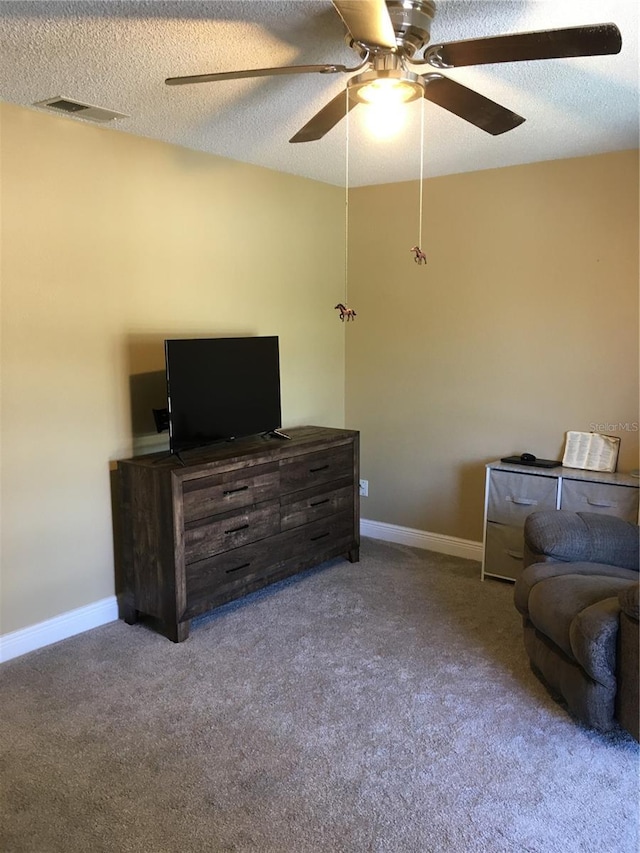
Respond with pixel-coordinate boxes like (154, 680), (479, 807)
(32, 97), (128, 123)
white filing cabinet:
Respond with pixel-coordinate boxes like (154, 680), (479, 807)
(481, 461), (639, 582)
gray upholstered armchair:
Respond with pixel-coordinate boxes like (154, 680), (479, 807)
(514, 510), (639, 737)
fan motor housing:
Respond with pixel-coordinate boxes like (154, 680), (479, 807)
(387, 0), (436, 57)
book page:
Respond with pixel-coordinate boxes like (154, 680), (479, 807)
(562, 431), (620, 473)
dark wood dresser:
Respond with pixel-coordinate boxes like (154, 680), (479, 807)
(117, 426), (359, 641)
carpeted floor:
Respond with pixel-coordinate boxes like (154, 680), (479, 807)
(1, 538), (638, 852)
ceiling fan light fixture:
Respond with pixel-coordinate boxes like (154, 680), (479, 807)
(348, 68), (425, 106)
(164, 1), (624, 145)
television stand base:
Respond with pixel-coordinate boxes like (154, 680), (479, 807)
(118, 426), (360, 642)
(269, 429), (291, 440)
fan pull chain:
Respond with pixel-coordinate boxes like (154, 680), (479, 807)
(345, 86), (349, 304)
(336, 88), (356, 322)
(419, 95), (425, 248)
(411, 97), (427, 266)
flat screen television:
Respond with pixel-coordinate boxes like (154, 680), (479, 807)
(164, 336), (282, 454)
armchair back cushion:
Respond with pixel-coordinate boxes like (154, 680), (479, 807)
(524, 510), (639, 571)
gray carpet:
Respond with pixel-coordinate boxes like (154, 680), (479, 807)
(1, 538), (638, 852)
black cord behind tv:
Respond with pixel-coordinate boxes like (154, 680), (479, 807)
(164, 336), (282, 455)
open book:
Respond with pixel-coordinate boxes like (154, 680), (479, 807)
(562, 431), (620, 473)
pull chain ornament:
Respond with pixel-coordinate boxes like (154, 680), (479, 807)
(335, 303), (357, 321)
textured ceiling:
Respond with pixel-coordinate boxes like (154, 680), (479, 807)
(0, 1), (638, 186)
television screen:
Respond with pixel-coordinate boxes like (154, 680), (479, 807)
(165, 336), (282, 454)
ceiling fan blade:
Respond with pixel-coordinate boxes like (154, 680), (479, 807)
(427, 23), (622, 68)
(332, 0), (396, 49)
(423, 75), (525, 136)
(290, 90), (357, 143)
(165, 63), (349, 86)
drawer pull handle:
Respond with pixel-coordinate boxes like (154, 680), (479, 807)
(225, 562), (251, 575)
(310, 531), (330, 541)
(310, 465), (330, 474)
(225, 523), (249, 535)
(506, 549), (523, 560)
(310, 498), (330, 507)
(508, 497), (538, 506)
(223, 485), (249, 496)
(586, 499), (615, 508)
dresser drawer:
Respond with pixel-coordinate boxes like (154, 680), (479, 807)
(184, 500), (279, 563)
(484, 522), (526, 582)
(560, 479), (639, 522)
(185, 535), (279, 616)
(280, 444), (353, 493)
(275, 510), (355, 568)
(182, 462), (279, 521)
(280, 478), (354, 531)
(184, 511), (355, 618)
(487, 470), (557, 525)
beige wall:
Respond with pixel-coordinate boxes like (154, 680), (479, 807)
(2, 101), (638, 638)
(0, 102), (345, 635)
(346, 151), (639, 541)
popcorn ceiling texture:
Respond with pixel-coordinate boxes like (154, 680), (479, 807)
(0, 0), (638, 186)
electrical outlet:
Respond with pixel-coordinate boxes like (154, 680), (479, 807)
(359, 479), (368, 497)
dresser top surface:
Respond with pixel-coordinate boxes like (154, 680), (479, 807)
(487, 460), (639, 488)
(119, 426), (358, 474)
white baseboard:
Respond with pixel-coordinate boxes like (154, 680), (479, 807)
(1, 523), (479, 663)
(0, 596), (119, 664)
(361, 518), (482, 562)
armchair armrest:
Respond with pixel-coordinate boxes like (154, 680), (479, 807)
(619, 582), (639, 622)
(617, 582), (639, 741)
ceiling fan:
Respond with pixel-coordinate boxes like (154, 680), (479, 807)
(165, 0), (622, 143)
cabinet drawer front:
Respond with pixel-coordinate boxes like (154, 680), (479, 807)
(185, 511), (355, 618)
(561, 479), (639, 522)
(283, 510), (355, 565)
(280, 445), (353, 493)
(487, 470), (557, 525)
(182, 463), (279, 521)
(184, 501), (279, 563)
(280, 479), (354, 531)
(484, 522), (525, 582)
(185, 537), (276, 612)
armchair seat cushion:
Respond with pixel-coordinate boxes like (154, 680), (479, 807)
(527, 572), (633, 667)
(514, 561), (638, 617)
